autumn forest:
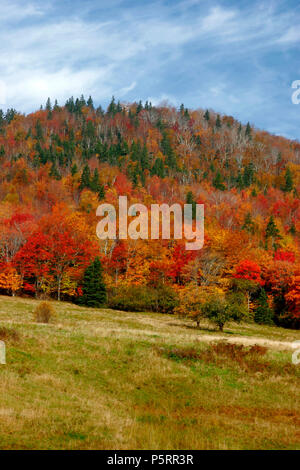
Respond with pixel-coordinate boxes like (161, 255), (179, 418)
(0, 96), (299, 328)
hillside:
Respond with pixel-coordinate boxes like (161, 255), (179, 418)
(0, 97), (299, 326)
(0, 296), (299, 450)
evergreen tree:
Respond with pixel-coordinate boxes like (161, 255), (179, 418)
(78, 257), (107, 308)
(281, 167), (293, 192)
(87, 95), (94, 109)
(151, 157), (165, 178)
(161, 132), (176, 169)
(242, 212), (255, 234)
(215, 114), (221, 128)
(186, 191), (197, 220)
(243, 162), (255, 187)
(254, 289), (274, 325)
(265, 215), (281, 250)
(245, 122), (252, 139)
(90, 168), (101, 192)
(204, 109), (210, 121)
(213, 171), (226, 191)
(107, 96), (117, 116)
(35, 119), (44, 141)
(49, 162), (61, 180)
(71, 163), (78, 176)
(46, 97), (52, 111)
(80, 164), (91, 190)
(98, 184), (105, 200)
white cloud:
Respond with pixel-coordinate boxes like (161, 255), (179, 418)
(0, 0), (299, 143)
(278, 27), (300, 44)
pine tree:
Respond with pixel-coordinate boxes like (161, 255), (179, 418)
(282, 167), (293, 192)
(98, 184), (105, 200)
(204, 109), (210, 121)
(254, 289), (274, 325)
(78, 257), (107, 308)
(90, 168), (101, 192)
(87, 95), (94, 109)
(46, 98), (52, 111)
(49, 162), (61, 180)
(242, 212), (255, 234)
(186, 191), (197, 220)
(243, 162), (255, 187)
(71, 163), (78, 176)
(215, 114), (221, 128)
(265, 215), (281, 250)
(213, 171), (226, 191)
(245, 122), (252, 139)
(80, 164), (91, 190)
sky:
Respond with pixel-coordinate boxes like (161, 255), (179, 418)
(0, 0), (300, 139)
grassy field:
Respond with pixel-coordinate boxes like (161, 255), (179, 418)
(0, 295), (299, 450)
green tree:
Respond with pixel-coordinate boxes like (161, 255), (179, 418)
(204, 109), (210, 121)
(281, 167), (293, 193)
(265, 215), (281, 250)
(242, 212), (256, 234)
(254, 289), (274, 325)
(245, 122), (252, 139)
(78, 257), (107, 308)
(80, 164), (91, 190)
(213, 171), (226, 191)
(201, 294), (246, 332)
(186, 191), (197, 220)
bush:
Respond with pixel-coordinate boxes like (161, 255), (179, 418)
(108, 284), (178, 314)
(202, 293), (247, 331)
(34, 302), (55, 323)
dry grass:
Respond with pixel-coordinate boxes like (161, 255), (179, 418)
(0, 295), (299, 450)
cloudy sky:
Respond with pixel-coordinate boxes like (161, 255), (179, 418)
(0, 0), (300, 139)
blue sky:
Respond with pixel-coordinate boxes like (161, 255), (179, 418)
(0, 0), (300, 139)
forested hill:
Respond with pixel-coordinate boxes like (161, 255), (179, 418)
(0, 96), (299, 325)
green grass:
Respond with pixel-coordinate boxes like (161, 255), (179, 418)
(0, 295), (299, 450)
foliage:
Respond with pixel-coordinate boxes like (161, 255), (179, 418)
(108, 284), (178, 314)
(0, 97), (298, 329)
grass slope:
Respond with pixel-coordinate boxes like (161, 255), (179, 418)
(0, 295), (299, 450)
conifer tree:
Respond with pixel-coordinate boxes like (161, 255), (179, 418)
(78, 257), (107, 308)
(213, 171), (226, 191)
(282, 167), (293, 193)
(186, 191), (197, 220)
(254, 289), (274, 325)
(242, 212), (255, 234)
(245, 122), (252, 139)
(80, 164), (91, 190)
(204, 109), (210, 121)
(265, 215), (281, 250)
(215, 114), (221, 128)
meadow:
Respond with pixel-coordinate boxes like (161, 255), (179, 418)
(0, 295), (299, 450)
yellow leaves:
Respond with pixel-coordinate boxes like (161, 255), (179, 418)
(0, 267), (22, 295)
(3, 192), (19, 205)
(79, 190), (99, 214)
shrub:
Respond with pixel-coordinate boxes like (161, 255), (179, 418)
(202, 293), (247, 331)
(108, 284), (178, 314)
(34, 301), (55, 323)
(0, 326), (20, 342)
